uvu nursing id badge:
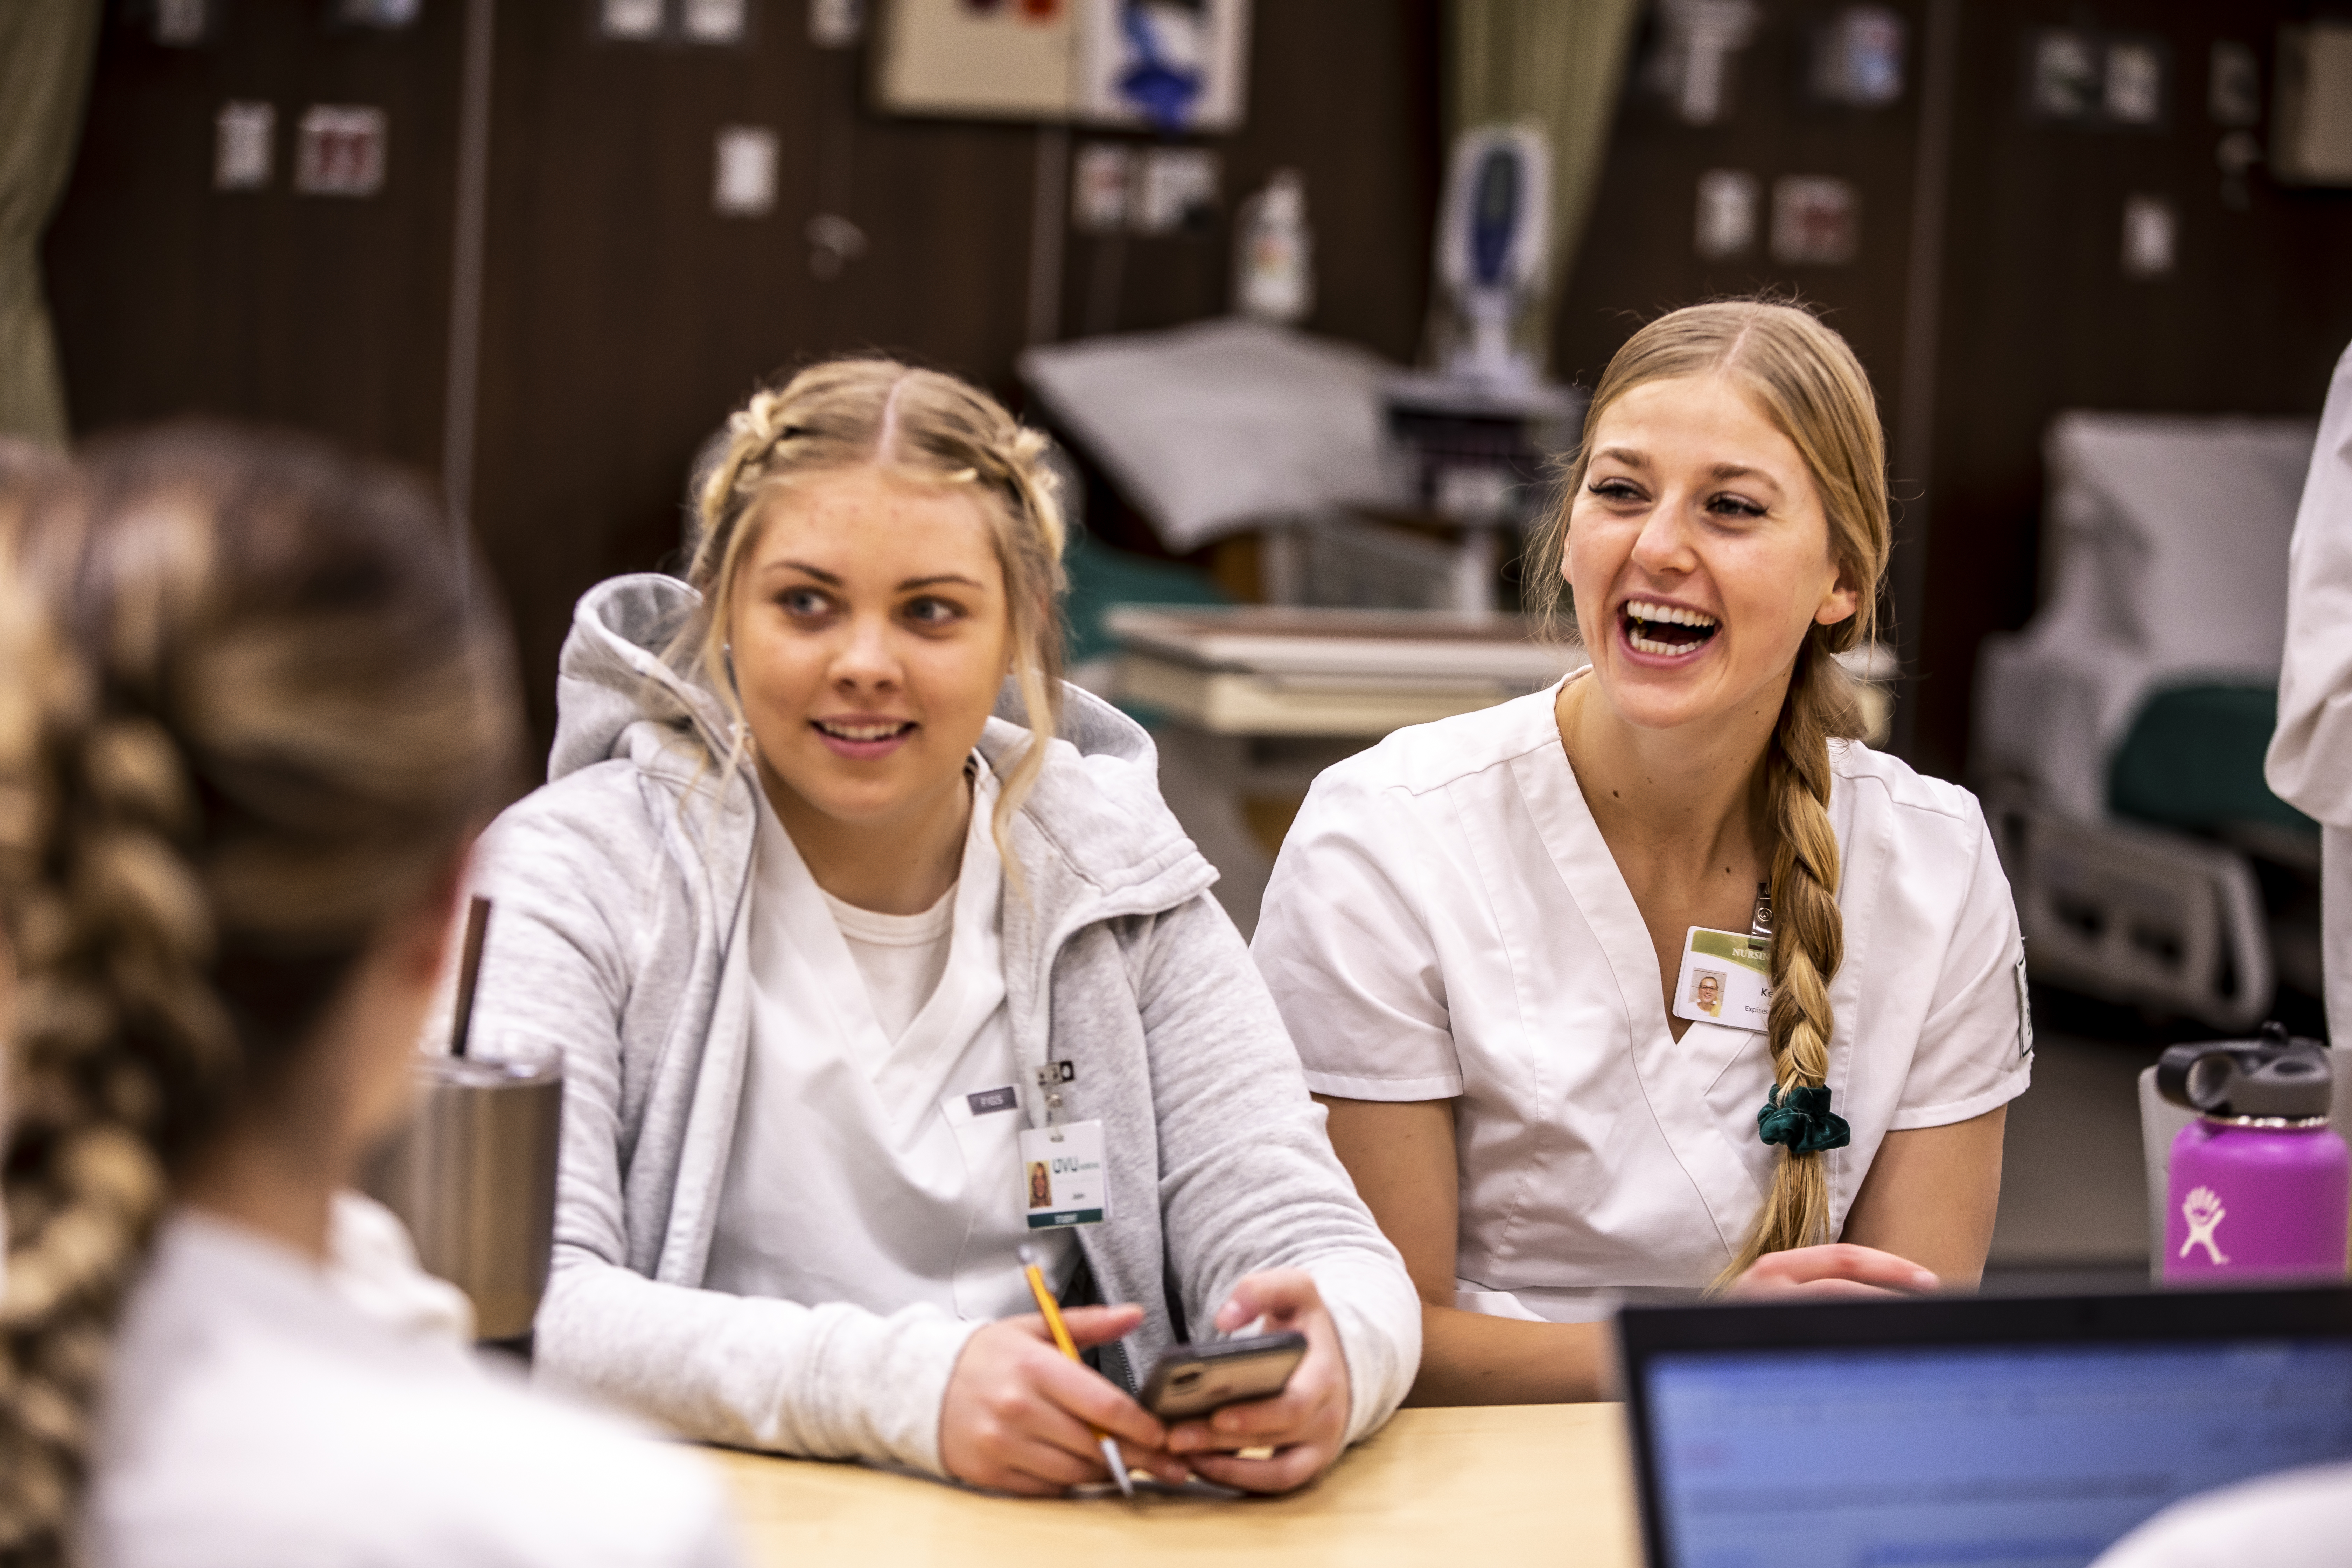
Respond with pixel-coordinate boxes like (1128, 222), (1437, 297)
(1020, 1120), (1108, 1228)
(1673, 926), (1772, 1031)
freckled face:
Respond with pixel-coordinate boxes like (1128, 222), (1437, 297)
(1564, 373), (1858, 735)
(727, 467), (1011, 831)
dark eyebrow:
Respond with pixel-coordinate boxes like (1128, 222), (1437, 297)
(898, 574), (985, 592)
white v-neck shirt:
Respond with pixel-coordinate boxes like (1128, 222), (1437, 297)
(1253, 676), (2033, 1322)
(704, 761), (1073, 1319)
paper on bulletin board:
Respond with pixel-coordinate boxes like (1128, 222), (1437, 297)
(876, 0), (1249, 131)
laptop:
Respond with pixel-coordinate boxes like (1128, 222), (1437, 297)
(1618, 1287), (2352, 1568)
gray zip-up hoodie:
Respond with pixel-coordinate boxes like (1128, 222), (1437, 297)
(442, 575), (1418, 1478)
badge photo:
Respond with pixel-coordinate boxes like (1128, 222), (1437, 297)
(1673, 926), (1772, 1030)
(1019, 1119), (1109, 1228)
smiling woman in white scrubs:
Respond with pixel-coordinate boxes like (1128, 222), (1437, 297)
(451, 360), (1417, 1495)
(1253, 302), (2032, 1405)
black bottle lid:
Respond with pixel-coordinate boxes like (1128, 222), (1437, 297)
(2156, 1022), (2334, 1120)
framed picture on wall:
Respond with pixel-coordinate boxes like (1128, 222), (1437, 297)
(875, 0), (1248, 130)
(294, 105), (387, 197)
(1770, 176), (1858, 265)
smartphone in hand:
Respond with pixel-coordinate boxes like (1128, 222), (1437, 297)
(1138, 1331), (1308, 1422)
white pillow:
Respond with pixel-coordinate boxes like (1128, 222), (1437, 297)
(2046, 413), (2315, 673)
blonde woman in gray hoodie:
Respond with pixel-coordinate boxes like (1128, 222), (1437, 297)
(444, 359), (1419, 1496)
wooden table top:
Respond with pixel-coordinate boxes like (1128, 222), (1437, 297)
(708, 1403), (1643, 1568)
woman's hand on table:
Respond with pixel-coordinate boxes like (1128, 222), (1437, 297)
(1164, 1269), (1352, 1495)
(1726, 1242), (1940, 1301)
(939, 1304), (1188, 1495)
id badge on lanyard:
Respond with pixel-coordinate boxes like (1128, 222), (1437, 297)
(1019, 1060), (1109, 1228)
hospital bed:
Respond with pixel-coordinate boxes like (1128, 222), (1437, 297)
(1975, 412), (2318, 1030)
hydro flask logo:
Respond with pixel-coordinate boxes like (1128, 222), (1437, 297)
(2179, 1185), (2230, 1264)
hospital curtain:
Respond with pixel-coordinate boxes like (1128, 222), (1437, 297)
(1447, 0), (1642, 371)
(0, 0), (102, 447)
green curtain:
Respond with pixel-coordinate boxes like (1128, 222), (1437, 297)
(0, 0), (102, 447)
(1446, 0), (1642, 373)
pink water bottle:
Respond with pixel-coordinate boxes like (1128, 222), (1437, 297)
(2157, 1025), (2350, 1284)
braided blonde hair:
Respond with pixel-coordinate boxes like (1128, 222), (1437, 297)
(678, 358), (1069, 872)
(1527, 301), (1891, 1275)
(0, 427), (518, 1563)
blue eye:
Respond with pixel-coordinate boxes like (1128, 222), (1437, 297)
(780, 588), (831, 616)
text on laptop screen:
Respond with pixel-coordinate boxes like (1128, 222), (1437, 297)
(1645, 1340), (2352, 1568)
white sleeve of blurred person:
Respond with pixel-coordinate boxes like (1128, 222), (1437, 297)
(2266, 338), (2352, 1046)
(2093, 1462), (2352, 1568)
(86, 1193), (748, 1568)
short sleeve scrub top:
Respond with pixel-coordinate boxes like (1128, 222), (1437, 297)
(1252, 675), (2034, 1323)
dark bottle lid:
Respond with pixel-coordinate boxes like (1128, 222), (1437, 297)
(2156, 1022), (2334, 1120)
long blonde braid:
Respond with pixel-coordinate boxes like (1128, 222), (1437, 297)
(0, 428), (517, 1563)
(676, 359), (1070, 875)
(1527, 300), (1891, 1274)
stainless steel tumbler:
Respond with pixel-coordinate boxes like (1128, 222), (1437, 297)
(363, 1043), (563, 1343)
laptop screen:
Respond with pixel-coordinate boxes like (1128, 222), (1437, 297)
(1643, 1337), (2352, 1568)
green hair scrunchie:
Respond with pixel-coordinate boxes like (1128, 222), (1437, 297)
(1757, 1084), (1851, 1155)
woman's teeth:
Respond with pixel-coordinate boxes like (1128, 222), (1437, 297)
(815, 720), (912, 741)
(1621, 600), (1720, 657)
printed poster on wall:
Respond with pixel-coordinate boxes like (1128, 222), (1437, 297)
(876, 0), (1249, 132)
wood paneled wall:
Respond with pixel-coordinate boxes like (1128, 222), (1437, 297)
(48, 4), (464, 471)
(50, 1), (2351, 782)
(47, 0), (1441, 754)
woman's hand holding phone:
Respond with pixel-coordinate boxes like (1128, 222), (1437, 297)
(938, 1303), (1188, 1494)
(1162, 1269), (1352, 1494)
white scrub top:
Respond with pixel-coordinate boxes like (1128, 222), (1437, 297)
(1253, 677), (2033, 1321)
(704, 759), (1073, 1318)
(2268, 339), (2352, 1045)
(89, 1205), (741, 1568)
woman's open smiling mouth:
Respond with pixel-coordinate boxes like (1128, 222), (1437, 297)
(810, 717), (916, 758)
(1619, 600), (1721, 659)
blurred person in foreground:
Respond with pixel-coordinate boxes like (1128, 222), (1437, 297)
(0, 428), (742, 1567)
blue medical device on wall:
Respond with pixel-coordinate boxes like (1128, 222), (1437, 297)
(1437, 122), (1552, 387)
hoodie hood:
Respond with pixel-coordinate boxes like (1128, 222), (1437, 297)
(546, 574), (1201, 901)
(547, 574), (733, 783)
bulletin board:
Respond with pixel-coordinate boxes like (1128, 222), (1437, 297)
(876, 0), (1250, 132)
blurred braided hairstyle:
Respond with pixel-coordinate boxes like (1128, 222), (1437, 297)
(1526, 301), (1891, 1276)
(0, 427), (518, 1563)
(678, 358), (1069, 871)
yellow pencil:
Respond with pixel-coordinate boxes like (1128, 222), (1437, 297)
(1018, 1243), (1135, 1499)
